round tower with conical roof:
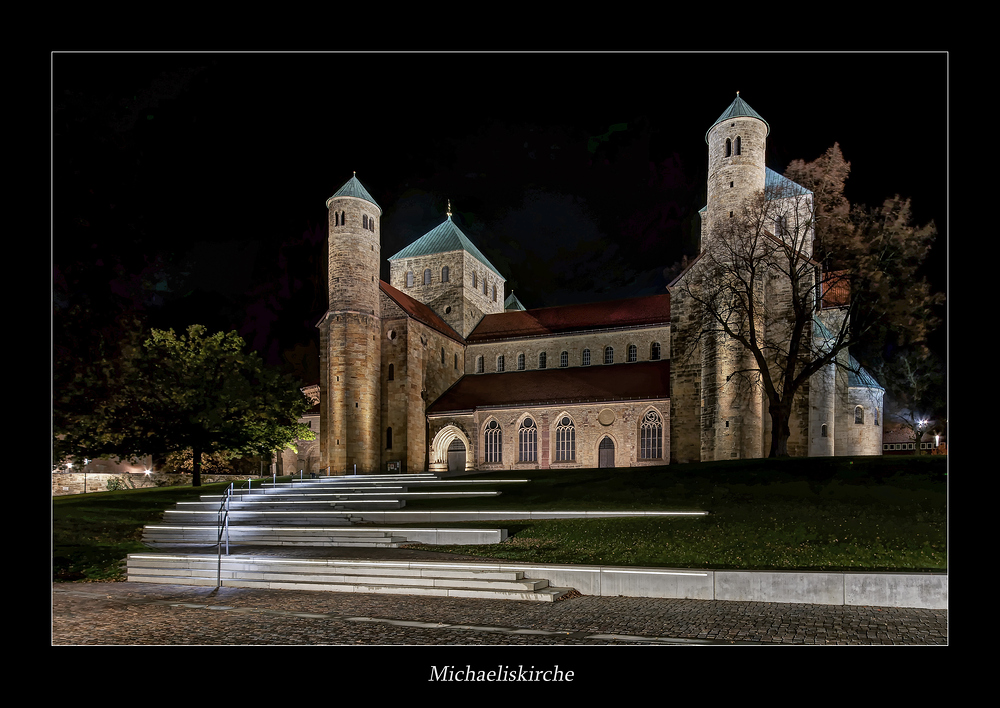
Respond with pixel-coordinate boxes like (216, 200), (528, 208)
(318, 174), (383, 474)
(702, 93), (770, 251)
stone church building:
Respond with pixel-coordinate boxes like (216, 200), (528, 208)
(296, 95), (882, 476)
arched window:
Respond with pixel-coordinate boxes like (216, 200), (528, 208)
(484, 420), (502, 463)
(735, 135), (742, 155)
(441, 347), (445, 364)
(821, 424), (828, 438)
(517, 353), (525, 371)
(406, 271), (414, 287)
(855, 406), (864, 424)
(874, 410), (879, 426)
(497, 355), (505, 372)
(725, 138), (732, 157)
(640, 410), (662, 459)
(492, 284), (497, 302)
(386, 427), (392, 450)
(628, 344), (637, 363)
(518, 418), (537, 462)
(560, 351), (568, 368)
(341, 211), (345, 224)
(604, 346), (614, 365)
(472, 272), (477, 288)
(582, 349), (591, 366)
(454, 353), (458, 370)
(334, 212), (339, 226)
(388, 363), (394, 381)
(538, 352), (547, 369)
(651, 342), (661, 361)
(424, 269), (432, 285)
(442, 266), (449, 283)
(363, 214), (368, 229)
(555, 416), (576, 461)
(483, 279), (488, 295)
(476, 356), (484, 374)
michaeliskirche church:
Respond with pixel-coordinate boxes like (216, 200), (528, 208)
(282, 95), (883, 476)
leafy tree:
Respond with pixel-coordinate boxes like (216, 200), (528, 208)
(673, 144), (940, 457)
(56, 325), (314, 486)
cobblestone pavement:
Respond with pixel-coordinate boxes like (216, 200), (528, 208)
(52, 580), (947, 648)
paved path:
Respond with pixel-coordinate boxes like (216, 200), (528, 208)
(52, 580), (946, 647)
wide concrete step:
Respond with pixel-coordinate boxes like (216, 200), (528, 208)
(126, 554), (571, 601)
(143, 524), (507, 547)
(143, 526), (409, 547)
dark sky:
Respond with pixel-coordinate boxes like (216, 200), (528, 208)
(52, 51), (948, 384)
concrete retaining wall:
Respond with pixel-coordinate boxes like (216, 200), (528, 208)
(473, 562), (946, 609)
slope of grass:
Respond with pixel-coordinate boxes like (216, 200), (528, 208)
(52, 458), (946, 580)
(401, 456), (947, 571)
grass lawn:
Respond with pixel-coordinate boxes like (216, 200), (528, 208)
(52, 457), (946, 581)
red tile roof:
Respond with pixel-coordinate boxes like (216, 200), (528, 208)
(426, 360), (670, 413)
(467, 293), (670, 342)
(379, 280), (465, 344)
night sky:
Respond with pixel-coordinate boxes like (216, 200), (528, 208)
(52, 51), (948, 386)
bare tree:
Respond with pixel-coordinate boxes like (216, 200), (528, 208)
(672, 145), (939, 458)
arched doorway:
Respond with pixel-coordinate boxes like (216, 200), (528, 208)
(599, 436), (615, 468)
(448, 438), (466, 473)
(429, 425), (473, 475)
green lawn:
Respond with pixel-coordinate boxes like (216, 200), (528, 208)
(52, 457), (946, 580)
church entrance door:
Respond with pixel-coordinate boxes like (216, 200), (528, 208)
(598, 437), (615, 468)
(448, 438), (466, 473)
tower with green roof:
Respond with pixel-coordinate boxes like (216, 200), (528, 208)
(701, 92), (770, 252)
(388, 201), (505, 338)
(317, 174), (383, 474)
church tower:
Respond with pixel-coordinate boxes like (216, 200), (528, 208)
(701, 94), (770, 460)
(702, 93), (770, 251)
(318, 174), (383, 474)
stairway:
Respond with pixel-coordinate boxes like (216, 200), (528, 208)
(126, 553), (572, 601)
(131, 474), (574, 601)
(142, 474), (501, 549)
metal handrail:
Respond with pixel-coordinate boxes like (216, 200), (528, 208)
(215, 478), (259, 587)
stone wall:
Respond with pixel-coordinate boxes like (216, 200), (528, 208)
(467, 325), (670, 376)
(428, 399), (669, 471)
(52, 473), (273, 496)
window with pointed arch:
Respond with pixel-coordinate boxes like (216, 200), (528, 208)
(538, 352), (547, 369)
(560, 351), (568, 368)
(725, 138), (732, 157)
(604, 346), (614, 365)
(555, 416), (576, 461)
(855, 406), (864, 424)
(627, 344), (637, 363)
(424, 269), (432, 285)
(388, 363), (394, 381)
(582, 349), (591, 366)
(442, 266), (449, 283)
(406, 271), (414, 288)
(518, 418), (537, 462)
(476, 356), (484, 374)
(497, 355), (505, 373)
(735, 135), (742, 155)
(484, 419), (502, 463)
(639, 410), (662, 459)
(517, 353), (525, 371)
(650, 342), (661, 361)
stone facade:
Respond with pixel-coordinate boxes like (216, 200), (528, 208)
(314, 96), (882, 475)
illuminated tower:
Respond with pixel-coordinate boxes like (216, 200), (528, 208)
(701, 94), (769, 459)
(318, 173), (382, 474)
